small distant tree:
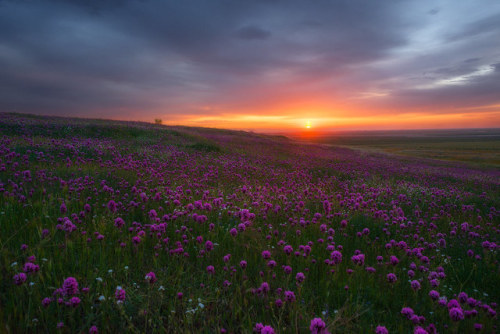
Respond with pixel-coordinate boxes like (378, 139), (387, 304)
(154, 118), (162, 125)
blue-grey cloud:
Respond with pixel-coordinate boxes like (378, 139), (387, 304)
(236, 25), (271, 40)
(0, 0), (499, 122)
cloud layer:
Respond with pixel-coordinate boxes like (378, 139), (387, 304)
(0, 0), (499, 130)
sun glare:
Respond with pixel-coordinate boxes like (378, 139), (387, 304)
(305, 120), (311, 129)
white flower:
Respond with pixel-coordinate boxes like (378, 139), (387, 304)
(96, 277), (103, 282)
(11, 262), (18, 267)
(29, 282), (35, 286)
(98, 295), (106, 301)
(124, 266), (129, 270)
(116, 286), (122, 291)
(42, 258), (48, 262)
(198, 303), (204, 309)
(108, 269), (113, 274)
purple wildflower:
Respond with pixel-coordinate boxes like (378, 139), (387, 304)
(310, 317), (329, 334)
(145, 272), (157, 284)
(449, 307), (464, 321)
(62, 277), (79, 296)
(375, 326), (388, 334)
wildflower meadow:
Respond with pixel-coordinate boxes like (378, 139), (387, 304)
(0, 113), (498, 333)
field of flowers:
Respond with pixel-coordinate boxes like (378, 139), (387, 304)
(0, 113), (498, 333)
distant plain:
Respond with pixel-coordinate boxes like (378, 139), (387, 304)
(290, 129), (500, 169)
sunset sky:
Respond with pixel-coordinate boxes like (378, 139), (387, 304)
(1, 0), (499, 131)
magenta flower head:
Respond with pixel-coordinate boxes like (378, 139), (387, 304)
(261, 250), (271, 259)
(240, 260), (247, 269)
(207, 265), (215, 274)
(296, 272), (305, 283)
(284, 290), (296, 302)
(205, 240), (214, 251)
(387, 273), (397, 283)
(449, 307), (464, 321)
(62, 277), (79, 296)
(458, 292), (468, 303)
(310, 317), (329, 334)
(330, 250), (342, 265)
(89, 325), (98, 334)
(260, 282), (270, 294)
(414, 327), (428, 334)
(447, 299), (460, 309)
(42, 229), (50, 239)
(401, 307), (414, 319)
(261, 326), (275, 334)
(84, 204), (92, 213)
(13, 272), (27, 285)
(410, 280), (421, 291)
(390, 255), (399, 266)
(60, 203), (67, 214)
(114, 217), (125, 228)
(375, 325), (388, 334)
(42, 297), (52, 307)
(429, 290), (440, 300)
(351, 254), (365, 266)
(254, 323), (264, 332)
(340, 219), (348, 228)
(69, 296), (81, 307)
(115, 287), (126, 302)
(229, 228), (238, 237)
(107, 200), (117, 213)
(145, 272), (157, 284)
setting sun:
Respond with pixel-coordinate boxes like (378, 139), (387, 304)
(305, 120), (312, 129)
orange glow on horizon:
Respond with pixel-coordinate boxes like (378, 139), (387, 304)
(159, 108), (500, 132)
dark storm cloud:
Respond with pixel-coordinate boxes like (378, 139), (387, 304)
(428, 8), (440, 15)
(0, 0), (499, 121)
(236, 25), (271, 40)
